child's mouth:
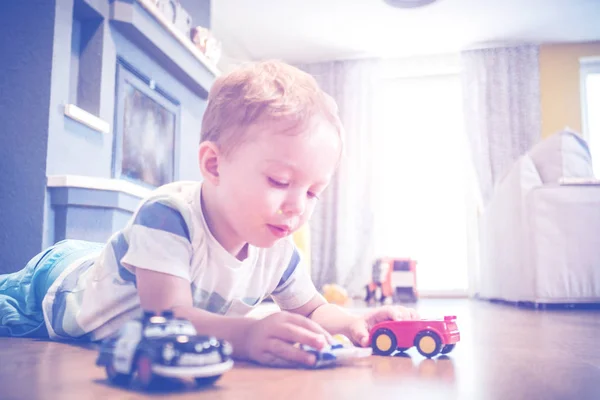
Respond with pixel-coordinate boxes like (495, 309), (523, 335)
(267, 224), (291, 238)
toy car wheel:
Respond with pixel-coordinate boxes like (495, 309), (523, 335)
(371, 328), (397, 356)
(105, 363), (132, 386)
(136, 354), (154, 388)
(441, 344), (456, 354)
(195, 375), (222, 386)
(414, 330), (442, 358)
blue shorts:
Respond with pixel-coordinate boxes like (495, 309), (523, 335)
(0, 239), (104, 338)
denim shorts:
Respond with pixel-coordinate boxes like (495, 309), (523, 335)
(0, 239), (104, 338)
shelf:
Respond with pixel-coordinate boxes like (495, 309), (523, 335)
(47, 175), (152, 199)
(110, 0), (219, 98)
(64, 104), (111, 134)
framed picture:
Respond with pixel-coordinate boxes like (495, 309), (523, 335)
(113, 58), (180, 188)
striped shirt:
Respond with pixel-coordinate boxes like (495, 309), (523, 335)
(41, 181), (317, 341)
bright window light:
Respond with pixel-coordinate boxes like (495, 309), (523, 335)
(372, 74), (470, 293)
(584, 72), (600, 177)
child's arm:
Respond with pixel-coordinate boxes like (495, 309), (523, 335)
(292, 294), (361, 338)
(135, 268), (330, 367)
(292, 293), (418, 347)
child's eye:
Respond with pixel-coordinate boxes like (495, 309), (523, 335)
(268, 177), (289, 188)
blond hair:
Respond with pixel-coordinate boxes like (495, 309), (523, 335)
(200, 60), (343, 155)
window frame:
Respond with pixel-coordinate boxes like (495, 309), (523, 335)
(580, 57), (600, 143)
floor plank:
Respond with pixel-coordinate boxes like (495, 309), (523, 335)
(1, 299), (599, 399)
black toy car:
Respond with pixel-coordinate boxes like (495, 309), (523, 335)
(96, 310), (233, 388)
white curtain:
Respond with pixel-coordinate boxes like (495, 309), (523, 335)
(372, 55), (471, 295)
(460, 45), (541, 296)
(297, 60), (380, 296)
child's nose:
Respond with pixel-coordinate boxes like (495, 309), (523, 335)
(281, 193), (306, 217)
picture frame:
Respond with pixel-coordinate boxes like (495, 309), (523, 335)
(113, 58), (180, 188)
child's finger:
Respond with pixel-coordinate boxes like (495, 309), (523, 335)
(273, 323), (328, 350)
(285, 313), (334, 342)
(349, 323), (370, 347)
(365, 306), (399, 324)
(353, 331), (370, 347)
(265, 338), (317, 366)
(408, 308), (420, 320)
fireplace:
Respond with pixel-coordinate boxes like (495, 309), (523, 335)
(113, 58), (180, 188)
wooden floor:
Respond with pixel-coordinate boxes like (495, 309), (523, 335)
(1, 299), (599, 400)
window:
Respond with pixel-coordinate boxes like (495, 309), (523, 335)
(581, 58), (600, 177)
(372, 72), (470, 294)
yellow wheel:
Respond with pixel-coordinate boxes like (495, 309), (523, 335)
(377, 334), (392, 350)
(419, 336), (436, 353)
(414, 331), (442, 358)
(371, 328), (397, 356)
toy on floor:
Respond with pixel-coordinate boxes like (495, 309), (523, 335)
(96, 310), (233, 389)
(299, 334), (372, 368)
(365, 258), (392, 305)
(365, 258), (418, 305)
(322, 284), (350, 306)
(369, 315), (460, 358)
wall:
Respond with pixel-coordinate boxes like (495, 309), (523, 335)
(0, 1), (56, 273)
(45, 2), (208, 180)
(539, 41), (600, 138)
(109, 30), (207, 182)
(178, 0), (211, 29)
(46, 0), (113, 180)
(44, 29), (206, 180)
(43, 1), (211, 250)
(0, 0), (212, 273)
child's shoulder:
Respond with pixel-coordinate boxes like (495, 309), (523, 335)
(141, 181), (200, 206)
(148, 181), (201, 199)
(132, 181), (202, 234)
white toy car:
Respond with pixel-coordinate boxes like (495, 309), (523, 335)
(96, 310), (233, 388)
(300, 334), (372, 368)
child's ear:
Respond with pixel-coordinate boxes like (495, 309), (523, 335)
(198, 141), (220, 185)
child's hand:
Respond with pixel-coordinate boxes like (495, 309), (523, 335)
(349, 305), (419, 347)
(241, 311), (333, 368)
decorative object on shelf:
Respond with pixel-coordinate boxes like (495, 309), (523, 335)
(191, 26), (222, 65)
(133, 0), (220, 78)
(155, 0), (192, 37)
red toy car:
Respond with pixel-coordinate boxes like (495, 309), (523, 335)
(368, 316), (460, 358)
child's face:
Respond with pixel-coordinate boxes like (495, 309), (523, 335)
(215, 118), (341, 249)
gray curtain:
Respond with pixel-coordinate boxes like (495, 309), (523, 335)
(461, 45), (541, 297)
(461, 45), (541, 205)
(297, 59), (380, 296)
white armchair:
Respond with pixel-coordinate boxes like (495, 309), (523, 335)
(479, 130), (600, 304)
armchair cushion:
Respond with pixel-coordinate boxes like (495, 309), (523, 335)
(528, 129), (594, 184)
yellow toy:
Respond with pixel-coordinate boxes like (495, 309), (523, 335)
(292, 224), (311, 275)
(322, 284), (350, 306)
